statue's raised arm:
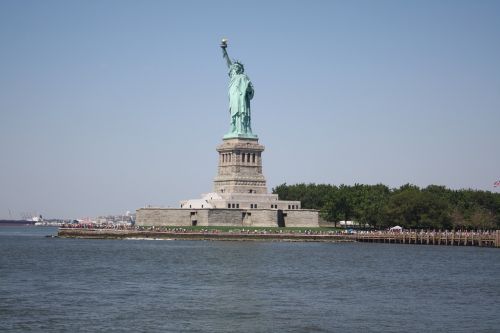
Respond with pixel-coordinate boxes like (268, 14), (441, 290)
(220, 39), (232, 68)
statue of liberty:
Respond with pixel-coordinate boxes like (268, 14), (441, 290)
(220, 39), (257, 139)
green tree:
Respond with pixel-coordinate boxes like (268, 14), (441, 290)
(355, 184), (390, 228)
(273, 182), (499, 230)
(320, 185), (356, 226)
(384, 185), (450, 229)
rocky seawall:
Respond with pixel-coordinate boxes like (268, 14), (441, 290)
(58, 228), (349, 242)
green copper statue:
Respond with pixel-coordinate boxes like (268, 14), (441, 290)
(221, 39), (257, 139)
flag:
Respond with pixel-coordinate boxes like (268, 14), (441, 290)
(494, 180), (500, 187)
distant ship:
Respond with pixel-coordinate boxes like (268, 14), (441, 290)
(0, 220), (36, 226)
(0, 215), (42, 226)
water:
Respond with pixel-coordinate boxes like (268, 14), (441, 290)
(1, 226), (499, 332)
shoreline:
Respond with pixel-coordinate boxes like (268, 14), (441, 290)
(57, 228), (500, 247)
(57, 228), (354, 242)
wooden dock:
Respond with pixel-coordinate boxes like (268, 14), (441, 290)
(354, 230), (500, 247)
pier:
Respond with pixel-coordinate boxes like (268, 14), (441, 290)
(354, 230), (500, 247)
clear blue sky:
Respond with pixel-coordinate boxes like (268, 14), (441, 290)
(1, 0), (499, 219)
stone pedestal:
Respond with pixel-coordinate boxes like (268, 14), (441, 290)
(213, 138), (267, 194)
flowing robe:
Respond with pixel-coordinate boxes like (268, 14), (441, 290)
(228, 73), (254, 135)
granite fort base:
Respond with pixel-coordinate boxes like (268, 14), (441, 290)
(136, 207), (319, 228)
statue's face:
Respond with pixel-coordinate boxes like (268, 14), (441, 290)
(231, 64), (244, 75)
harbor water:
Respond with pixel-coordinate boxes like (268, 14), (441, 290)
(1, 226), (499, 332)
